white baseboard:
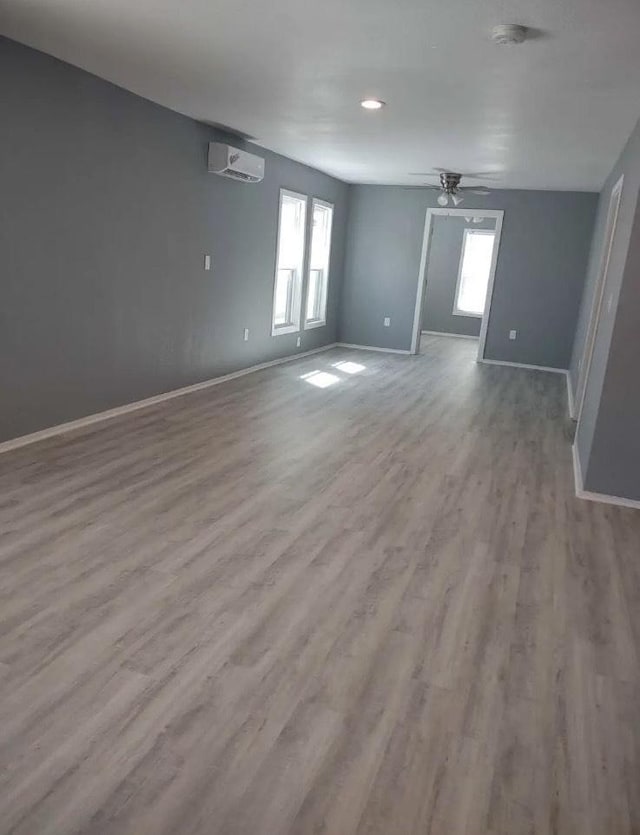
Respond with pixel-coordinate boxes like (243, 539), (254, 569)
(479, 358), (568, 375)
(336, 342), (411, 355)
(0, 343), (339, 455)
(572, 444), (640, 510)
(566, 373), (576, 420)
(421, 330), (478, 341)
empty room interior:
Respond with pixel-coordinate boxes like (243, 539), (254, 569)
(2, 0), (640, 832)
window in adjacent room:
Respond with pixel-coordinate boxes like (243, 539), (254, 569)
(453, 228), (496, 317)
(272, 189), (307, 335)
(304, 199), (334, 329)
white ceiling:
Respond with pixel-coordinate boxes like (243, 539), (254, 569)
(3, 0), (640, 190)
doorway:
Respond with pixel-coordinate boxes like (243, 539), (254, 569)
(411, 208), (504, 357)
(573, 175), (623, 422)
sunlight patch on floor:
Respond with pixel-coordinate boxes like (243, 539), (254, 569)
(332, 361), (366, 375)
(300, 370), (341, 388)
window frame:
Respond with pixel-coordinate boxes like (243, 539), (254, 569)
(452, 228), (496, 319)
(271, 188), (308, 336)
(303, 198), (334, 330)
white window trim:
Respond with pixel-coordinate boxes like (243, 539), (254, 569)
(304, 317), (327, 331)
(452, 228), (496, 319)
(303, 197), (334, 330)
(271, 188), (307, 337)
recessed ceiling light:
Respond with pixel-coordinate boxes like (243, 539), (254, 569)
(360, 99), (385, 110)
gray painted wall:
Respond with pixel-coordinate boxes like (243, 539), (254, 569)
(340, 186), (597, 366)
(422, 216), (496, 338)
(571, 114), (640, 500)
(0, 37), (349, 443)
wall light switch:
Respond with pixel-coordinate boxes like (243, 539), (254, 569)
(509, 329), (517, 340)
(204, 254), (211, 271)
(384, 317), (391, 327)
(296, 336), (301, 347)
(243, 328), (249, 342)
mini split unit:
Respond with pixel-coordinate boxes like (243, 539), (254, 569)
(208, 142), (265, 183)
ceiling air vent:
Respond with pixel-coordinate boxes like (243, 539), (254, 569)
(491, 24), (528, 46)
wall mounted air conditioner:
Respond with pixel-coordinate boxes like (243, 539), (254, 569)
(207, 143), (265, 183)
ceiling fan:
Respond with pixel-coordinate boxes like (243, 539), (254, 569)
(410, 169), (492, 207)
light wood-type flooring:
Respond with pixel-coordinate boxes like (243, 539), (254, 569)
(1, 335), (639, 834)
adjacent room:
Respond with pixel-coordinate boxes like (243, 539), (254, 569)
(421, 211), (499, 342)
(1, 1), (640, 833)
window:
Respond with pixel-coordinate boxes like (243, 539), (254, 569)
(453, 228), (496, 317)
(272, 190), (307, 335)
(304, 199), (334, 329)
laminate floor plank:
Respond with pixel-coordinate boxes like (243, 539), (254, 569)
(1, 336), (639, 834)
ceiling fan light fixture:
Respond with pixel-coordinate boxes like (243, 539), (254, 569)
(429, 171), (492, 205)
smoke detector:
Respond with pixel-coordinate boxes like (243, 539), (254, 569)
(491, 24), (528, 45)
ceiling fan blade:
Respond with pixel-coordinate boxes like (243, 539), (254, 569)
(410, 168), (460, 177)
(410, 169), (501, 180)
(459, 172), (501, 180)
(465, 188), (491, 195)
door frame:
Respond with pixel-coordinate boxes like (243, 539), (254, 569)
(574, 174), (624, 423)
(410, 207), (505, 358)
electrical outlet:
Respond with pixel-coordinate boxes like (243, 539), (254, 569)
(296, 336), (301, 347)
(204, 254), (211, 271)
(243, 328), (249, 342)
(384, 317), (391, 327)
(509, 329), (517, 341)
